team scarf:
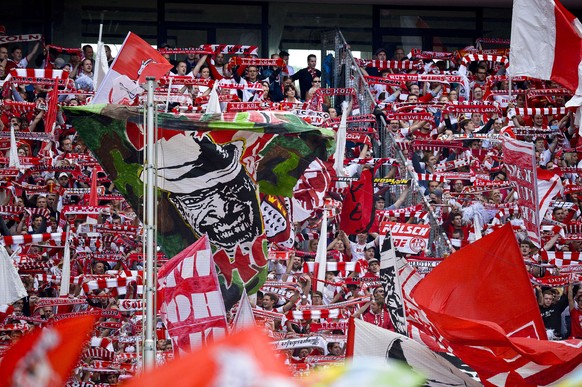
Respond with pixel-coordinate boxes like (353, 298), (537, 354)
(228, 57), (285, 67)
(0, 131), (55, 142)
(434, 158), (472, 172)
(321, 114), (376, 127)
(4, 68), (71, 87)
(33, 297), (87, 310)
(364, 76), (401, 87)
(459, 54), (509, 67)
(225, 101), (298, 112)
(344, 133), (372, 147)
(515, 107), (567, 116)
(408, 48), (454, 60)
(308, 88), (359, 110)
(355, 58), (423, 70)
(411, 140), (465, 151)
(158, 76), (214, 87)
(216, 80), (263, 90)
(563, 182), (582, 194)
(0, 100), (37, 114)
(199, 44), (259, 55)
(44, 45), (82, 69)
(158, 47), (213, 55)
(441, 103), (500, 114)
(343, 157), (399, 166)
(384, 112), (434, 122)
(0, 33), (42, 44)
(377, 209), (429, 223)
(285, 309), (341, 321)
(381, 73), (464, 83)
(475, 37), (511, 46)
(194, 93), (240, 106)
(51, 309), (122, 321)
(526, 88), (573, 97)
(530, 273), (580, 287)
(0, 232), (66, 246)
(487, 75), (529, 83)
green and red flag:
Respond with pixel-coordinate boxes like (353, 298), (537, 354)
(65, 105), (334, 308)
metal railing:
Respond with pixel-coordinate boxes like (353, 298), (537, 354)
(321, 28), (452, 257)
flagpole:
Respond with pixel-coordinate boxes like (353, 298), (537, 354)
(143, 77), (157, 369)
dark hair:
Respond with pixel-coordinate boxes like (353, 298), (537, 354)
(279, 50), (290, 58)
(307, 54), (316, 61)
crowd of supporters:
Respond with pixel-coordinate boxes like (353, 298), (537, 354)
(0, 31), (581, 383)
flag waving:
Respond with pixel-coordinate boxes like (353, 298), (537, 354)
(157, 235), (228, 355)
(410, 224), (582, 386)
(92, 32), (173, 104)
(0, 316), (95, 387)
(509, 0), (582, 95)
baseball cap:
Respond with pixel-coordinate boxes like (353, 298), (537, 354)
(58, 172), (69, 179)
(368, 258), (379, 265)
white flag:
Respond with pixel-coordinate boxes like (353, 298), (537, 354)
(93, 41), (109, 91)
(0, 245), (28, 305)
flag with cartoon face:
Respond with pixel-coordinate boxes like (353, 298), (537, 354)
(65, 105), (333, 309)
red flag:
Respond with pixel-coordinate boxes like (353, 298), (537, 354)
(410, 224), (582, 386)
(89, 166), (100, 207)
(537, 167), (563, 222)
(124, 327), (290, 387)
(339, 168), (375, 234)
(157, 235), (228, 355)
(0, 316), (95, 387)
(502, 138), (541, 246)
(510, 0), (582, 94)
(92, 32), (173, 104)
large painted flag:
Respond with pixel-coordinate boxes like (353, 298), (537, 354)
(124, 327), (291, 387)
(0, 316), (95, 386)
(346, 318), (481, 387)
(92, 32), (173, 104)
(509, 0), (582, 96)
(65, 105), (334, 309)
(158, 235), (228, 354)
(409, 224), (582, 386)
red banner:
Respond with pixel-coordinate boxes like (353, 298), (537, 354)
(502, 138), (541, 246)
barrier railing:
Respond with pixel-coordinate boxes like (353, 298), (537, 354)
(321, 28), (453, 257)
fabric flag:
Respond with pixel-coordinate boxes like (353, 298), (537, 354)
(8, 123), (20, 169)
(65, 104), (333, 310)
(379, 229), (406, 335)
(93, 41), (109, 91)
(314, 210), (328, 293)
(157, 235), (228, 355)
(292, 158), (332, 223)
(206, 80), (221, 114)
(502, 138), (541, 246)
(58, 234), (71, 296)
(339, 167), (375, 234)
(231, 288), (255, 333)
(0, 316), (95, 387)
(410, 224), (582, 386)
(260, 194), (294, 248)
(333, 102), (348, 177)
(124, 327), (291, 387)
(346, 318), (481, 387)
(92, 32), (173, 104)
(509, 0), (582, 96)
(0, 245), (27, 305)
(537, 167), (564, 220)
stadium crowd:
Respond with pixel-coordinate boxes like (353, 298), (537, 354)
(0, 31), (581, 384)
